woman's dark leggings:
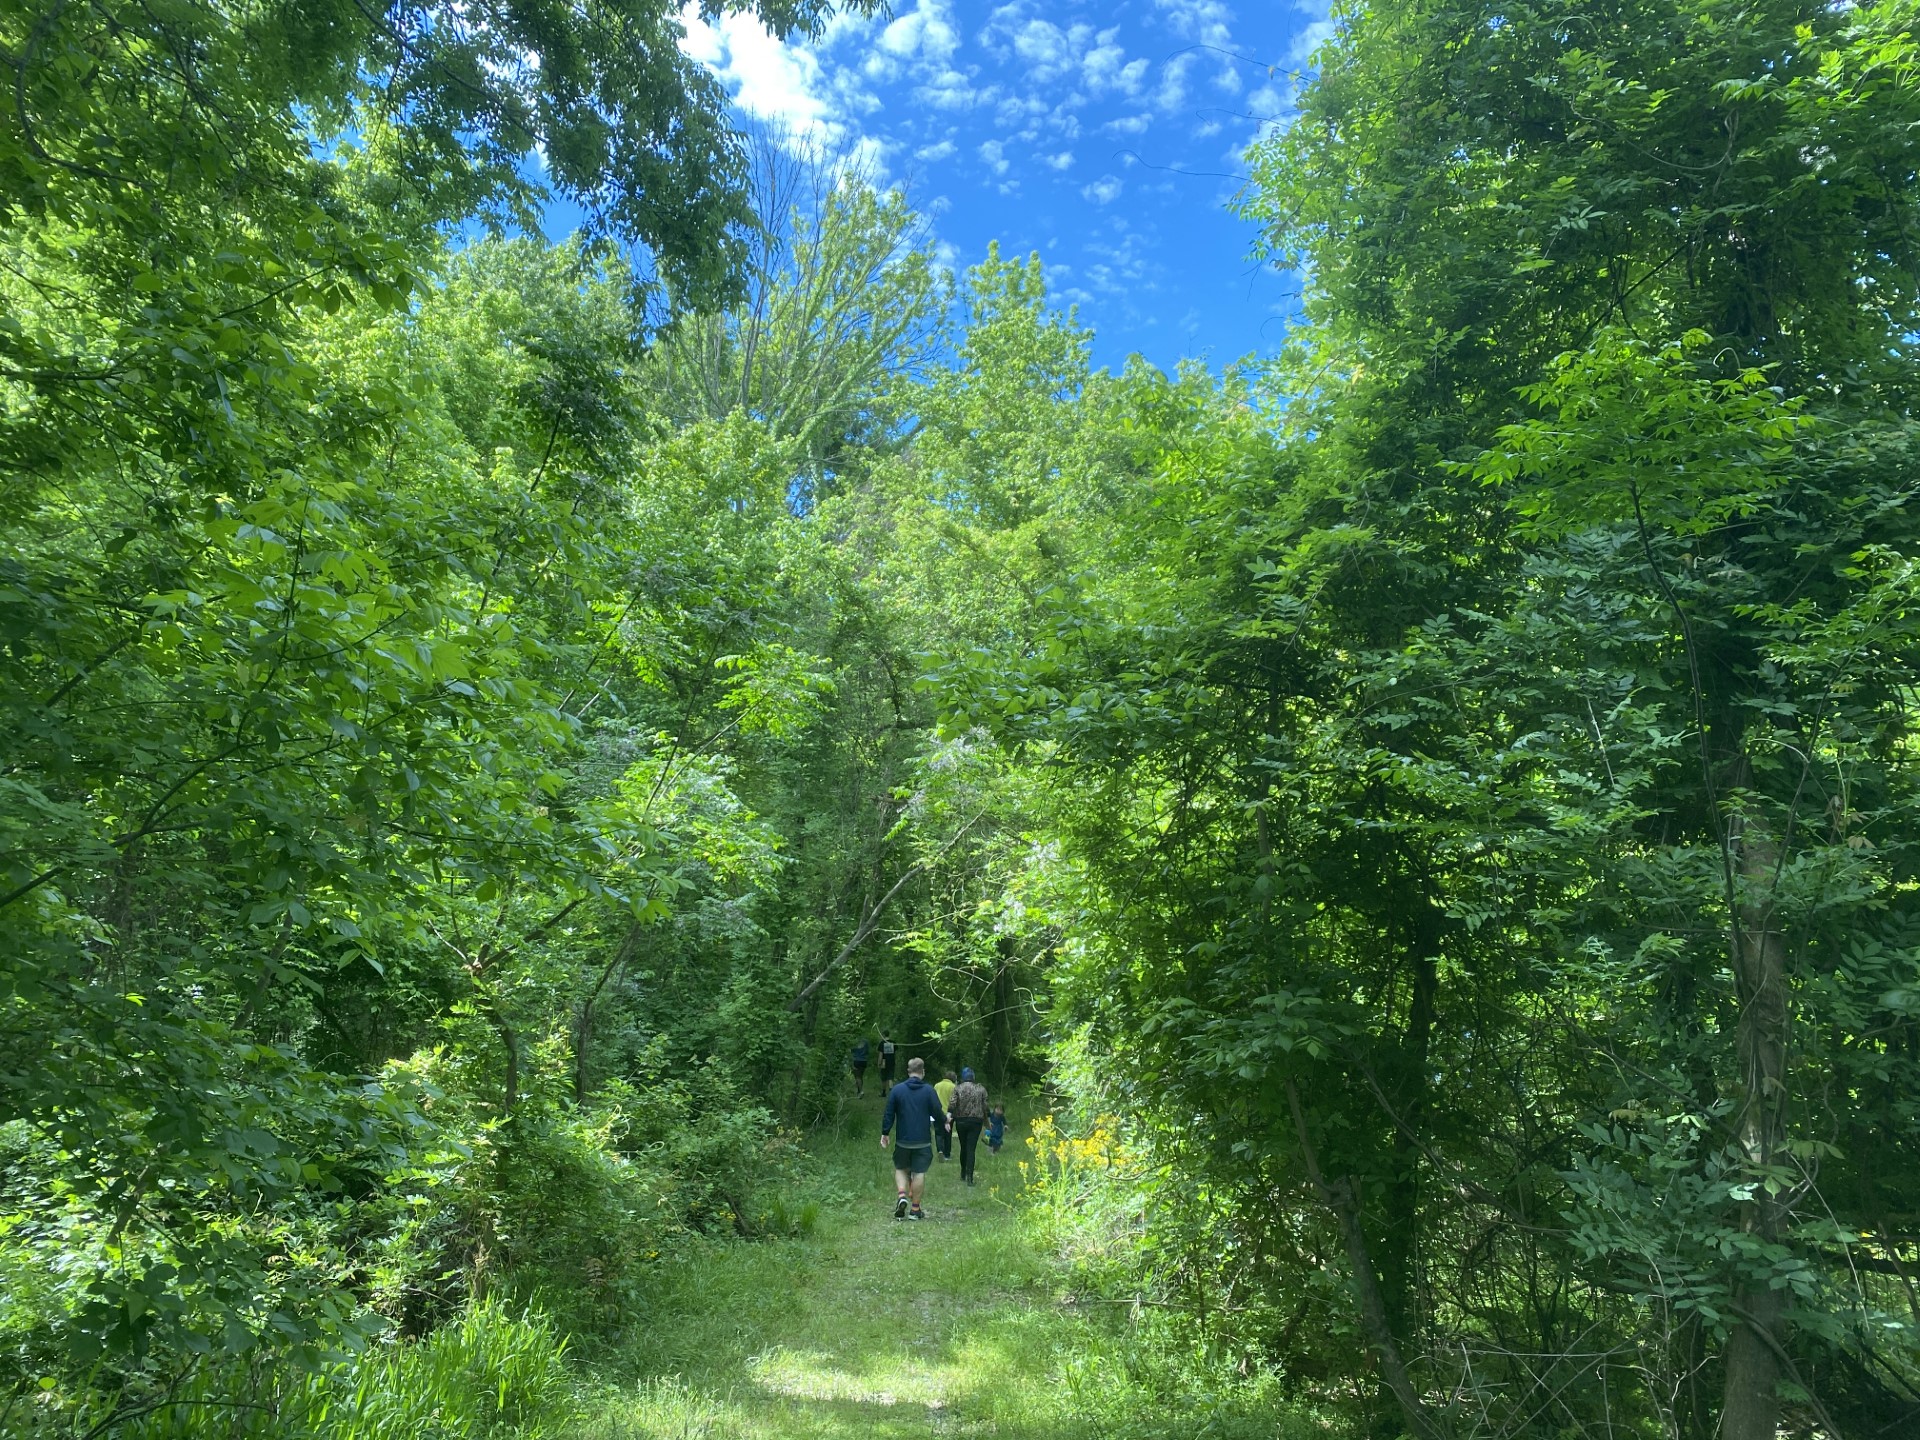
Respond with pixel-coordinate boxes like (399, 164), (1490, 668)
(955, 1118), (985, 1181)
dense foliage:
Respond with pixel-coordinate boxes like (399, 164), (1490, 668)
(4, 0), (1919, 1437)
(948, 4), (1920, 1439)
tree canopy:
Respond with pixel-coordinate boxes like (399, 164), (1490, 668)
(4, 1), (1920, 1438)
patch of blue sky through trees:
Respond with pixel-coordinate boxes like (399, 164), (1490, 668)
(564, 1), (1335, 371)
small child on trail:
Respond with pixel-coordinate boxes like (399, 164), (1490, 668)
(986, 1104), (1006, 1156)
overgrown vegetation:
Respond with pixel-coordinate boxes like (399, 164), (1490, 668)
(566, 1103), (1324, 1440)
(4, 0), (1920, 1437)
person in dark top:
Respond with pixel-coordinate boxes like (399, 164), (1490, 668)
(880, 1057), (947, 1220)
(986, 1103), (1007, 1156)
(849, 1037), (870, 1096)
(878, 1032), (897, 1088)
(949, 1067), (989, 1185)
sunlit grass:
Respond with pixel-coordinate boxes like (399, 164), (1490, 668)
(566, 1094), (1338, 1440)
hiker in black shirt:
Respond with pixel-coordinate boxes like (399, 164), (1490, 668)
(878, 1032), (897, 1088)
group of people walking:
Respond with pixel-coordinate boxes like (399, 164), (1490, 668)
(847, 1033), (892, 1095)
(864, 1042), (1007, 1221)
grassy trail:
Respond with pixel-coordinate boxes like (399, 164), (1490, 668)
(566, 1093), (1269, 1440)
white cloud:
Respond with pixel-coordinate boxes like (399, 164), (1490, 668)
(1157, 52), (1196, 111)
(880, 0), (960, 64)
(1011, 19), (1067, 68)
(815, 4), (879, 47)
(679, 11), (725, 67)
(996, 94), (1048, 126)
(683, 0), (983, 165)
(1289, 6), (1337, 66)
(1082, 229), (1152, 294)
(1155, 0), (1234, 48)
(916, 139), (957, 161)
(845, 134), (895, 174)
(1155, 0), (1258, 120)
(985, 11), (1154, 101)
(921, 67), (992, 110)
(1246, 83), (1286, 119)
(1083, 174), (1123, 205)
(679, 4), (861, 156)
(1105, 114), (1153, 136)
(980, 138), (1011, 176)
(1043, 150), (1075, 170)
(992, 15), (1085, 81)
(1083, 29), (1149, 95)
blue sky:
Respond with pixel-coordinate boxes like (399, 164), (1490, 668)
(674, 0), (1335, 374)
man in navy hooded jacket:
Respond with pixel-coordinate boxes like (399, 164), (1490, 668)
(880, 1056), (948, 1220)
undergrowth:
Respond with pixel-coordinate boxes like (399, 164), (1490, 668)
(3, 1299), (571, 1439)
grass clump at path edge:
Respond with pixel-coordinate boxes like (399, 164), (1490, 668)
(565, 1096), (1332, 1440)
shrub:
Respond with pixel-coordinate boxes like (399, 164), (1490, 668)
(5, 1299), (571, 1440)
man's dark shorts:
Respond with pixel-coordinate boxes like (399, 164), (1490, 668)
(893, 1143), (933, 1175)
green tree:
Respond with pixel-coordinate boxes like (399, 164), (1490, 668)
(648, 142), (950, 490)
(933, 4), (1920, 1438)
(0, 0), (875, 1389)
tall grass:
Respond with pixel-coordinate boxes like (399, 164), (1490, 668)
(303, 1298), (573, 1440)
(17, 1299), (573, 1440)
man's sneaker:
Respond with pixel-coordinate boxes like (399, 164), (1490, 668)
(894, 1194), (910, 1219)
(908, 1207), (925, 1221)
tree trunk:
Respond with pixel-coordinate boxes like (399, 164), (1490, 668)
(489, 1001), (521, 1114)
(1721, 1289), (1784, 1440)
(985, 936), (1017, 1089)
(1378, 909), (1440, 1348)
(574, 922), (644, 1104)
(1288, 1080), (1446, 1440)
(1720, 814), (1790, 1440)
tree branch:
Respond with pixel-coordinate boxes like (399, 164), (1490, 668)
(785, 811), (985, 1011)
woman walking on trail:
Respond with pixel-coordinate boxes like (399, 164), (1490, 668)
(950, 1068), (989, 1185)
(849, 1036), (870, 1096)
